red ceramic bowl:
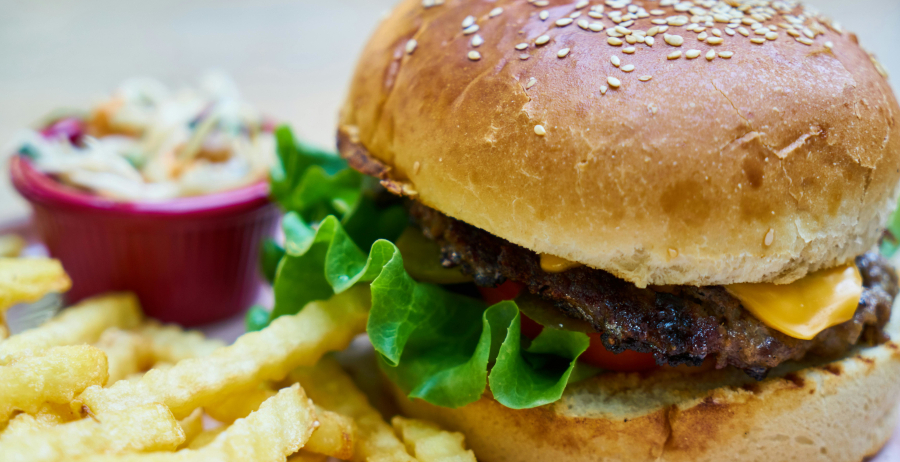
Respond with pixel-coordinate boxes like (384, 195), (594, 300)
(10, 155), (279, 326)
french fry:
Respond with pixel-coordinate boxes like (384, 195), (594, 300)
(75, 286), (370, 419)
(391, 417), (476, 462)
(0, 345), (108, 423)
(95, 328), (153, 385)
(288, 356), (416, 462)
(137, 321), (224, 364)
(0, 292), (142, 364)
(207, 384), (356, 460)
(205, 384), (276, 424)
(177, 408), (205, 449)
(0, 403), (71, 444)
(0, 235), (26, 258)
(0, 403), (183, 461)
(187, 427), (225, 450)
(287, 451), (329, 462)
(0, 257), (71, 313)
(74, 384), (317, 462)
(305, 405), (356, 460)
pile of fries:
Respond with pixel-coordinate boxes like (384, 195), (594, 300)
(0, 257), (476, 462)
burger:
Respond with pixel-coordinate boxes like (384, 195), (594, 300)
(268, 0), (900, 461)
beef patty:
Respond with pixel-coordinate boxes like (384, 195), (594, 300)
(409, 203), (898, 379)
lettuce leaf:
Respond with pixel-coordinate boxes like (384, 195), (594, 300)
(880, 208), (900, 258)
(264, 214), (590, 409)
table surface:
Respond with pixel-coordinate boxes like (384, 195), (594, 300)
(0, 0), (898, 459)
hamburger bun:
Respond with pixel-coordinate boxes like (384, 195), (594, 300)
(337, 0), (900, 288)
(388, 307), (900, 462)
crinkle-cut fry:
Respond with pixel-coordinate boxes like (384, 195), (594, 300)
(137, 321), (224, 364)
(0, 403), (183, 461)
(205, 383), (276, 424)
(74, 384), (316, 462)
(287, 451), (329, 462)
(391, 417), (476, 462)
(95, 328), (153, 385)
(75, 286), (370, 420)
(305, 405), (356, 460)
(207, 384), (356, 460)
(187, 427), (226, 450)
(0, 345), (108, 423)
(0, 292), (142, 364)
(0, 403), (71, 444)
(0, 257), (71, 313)
(288, 356), (416, 462)
(177, 408), (205, 449)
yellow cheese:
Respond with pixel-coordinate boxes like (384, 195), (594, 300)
(540, 254), (583, 273)
(725, 264), (863, 340)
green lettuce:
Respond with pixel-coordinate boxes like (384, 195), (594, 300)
(262, 214), (590, 409)
(880, 208), (900, 258)
(257, 126), (594, 409)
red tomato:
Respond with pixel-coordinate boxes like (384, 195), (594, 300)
(477, 280), (525, 305)
(478, 280), (657, 372)
(579, 334), (658, 372)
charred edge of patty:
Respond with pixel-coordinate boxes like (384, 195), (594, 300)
(409, 202), (898, 380)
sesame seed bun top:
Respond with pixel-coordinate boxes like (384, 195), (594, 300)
(337, 0), (900, 288)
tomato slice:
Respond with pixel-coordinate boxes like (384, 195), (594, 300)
(579, 334), (658, 372)
(478, 280), (658, 372)
(477, 280), (525, 306)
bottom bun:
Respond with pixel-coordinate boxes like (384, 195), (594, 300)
(390, 313), (900, 462)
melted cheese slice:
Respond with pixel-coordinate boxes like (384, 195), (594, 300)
(725, 264), (863, 340)
(540, 254), (583, 273)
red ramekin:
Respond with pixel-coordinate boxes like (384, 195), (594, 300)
(10, 155), (279, 326)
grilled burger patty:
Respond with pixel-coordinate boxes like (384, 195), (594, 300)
(410, 203), (898, 379)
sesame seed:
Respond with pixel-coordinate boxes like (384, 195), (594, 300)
(515, 42), (529, 50)
(706, 49), (716, 61)
(463, 24), (479, 35)
(621, 64), (635, 72)
(639, 75), (652, 82)
(668, 248), (679, 258)
(535, 35), (550, 45)
(706, 37), (724, 45)
(462, 15), (475, 28)
(525, 77), (537, 89)
(539, 10), (550, 21)
(575, 0), (589, 8)
(532, 0), (549, 6)
(824, 41), (834, 49)
(766, 31), (778, 41)
(718, 51), (734, 59)
(519, 54), (530, 60)
(797, 37), (814, 46)
(588, 11), (603, 19)
(471, 34), (484, 47)
(608, 37), (623, 46)
(712, 28), (722, 37)
(751, 37), (765, 44)
(667, 16), (688, 26)
(658, 26), (669, 33)
(664, 34), (684, 46)
(607, 76), (621, 88)
(556, 18), (574, 27)
(490, 7), (503, 17)
(652, 19), (667, 25)
(467, 50), (482, 61)
(615, 25), (631, 35)
(667, 50), (682, 59)
(698, 32), (708, 41)
(738, 27), (750, 37)
(725, 28), (735, 36)
(686, 49), (701, 59)
(578, 19), (589, 30)
(611, 55), (621, 67)
(405, 39), (418, 54)
(413, 161), (421, 173)
(645, 36), (655, 46)
(589, 22), (604, 32)
(557, 48), (571, 58)
(764, 228), (774, 246)
(650, 9), (665, 15)
(787, 29), (800, 37)
(534, 125), (546, 136)
(600, 85), (608, 95)
(626, 35), (638, 44)
(623, 46), (636, 54)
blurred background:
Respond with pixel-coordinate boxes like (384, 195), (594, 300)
(0, 0), (898, 223)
